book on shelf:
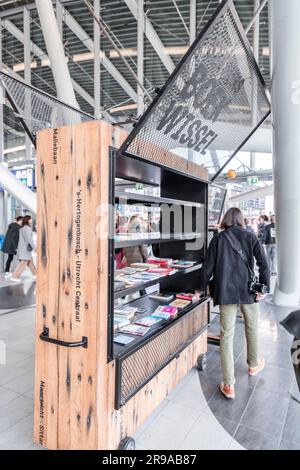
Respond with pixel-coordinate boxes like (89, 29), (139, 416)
(114, 280), (127, 291)
(148, 257), (173, 267)
(130, 262), (154, 269)
(134, 316), (162, 327)
(148, 293), (174, 302)
(148, 267), (177, 275)
(151, 311), (171, 320)
(114, 305), (137, 317)
(119, 324), (150, 336)
(113, 317), (131, 329)
(176, 293), (197, 301)
(170, 299), (191, 309)
(114, 334), (135, 345)
(171, 260), (196, 268)
(153, 305), (178, 319)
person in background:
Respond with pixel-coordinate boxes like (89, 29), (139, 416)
(198, 207), (269, 400)
(115, 211), (126, 269)
(257, 215), (269, 246)
(265, 214), (277, 276)
(11, 215), (36, 282)
(124, 215), (148, 266)
(244, 218), (255, 233)
(1, 216), (23, 278)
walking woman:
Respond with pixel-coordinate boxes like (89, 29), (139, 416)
(1, 216), (23, 278)
(199, 208), (270, 399)
(11, 215), (36, 282)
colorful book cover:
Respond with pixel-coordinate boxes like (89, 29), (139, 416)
(134, 316), (162, 327)
(155, 305), (178, 315)
(119, 324), (150, 336)
(151, 311), (171, 320)
(114, 334), (135, 345)
(170, 299), (191, 309)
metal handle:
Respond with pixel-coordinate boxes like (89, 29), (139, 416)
(39, 327), (88, 349)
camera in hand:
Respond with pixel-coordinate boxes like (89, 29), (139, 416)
(249, 279), (269, 295)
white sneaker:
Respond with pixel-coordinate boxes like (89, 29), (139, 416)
(10, 277), (21, 283)
(4, 273), (12, 278)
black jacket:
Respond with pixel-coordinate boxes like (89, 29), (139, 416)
(1, 222), (21, 255)
(199, 226), (270, 306)
(265, 223), (276, 245)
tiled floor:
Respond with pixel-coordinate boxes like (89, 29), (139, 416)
(0, 273), (299, 450)
(200, 290), (300, 450)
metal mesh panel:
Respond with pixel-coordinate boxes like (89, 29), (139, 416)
(120, 0), (270, 180)
(208, 185), (227, 225)
(117, 302), (208, 407)
(0, 71), (93, 138)
(208, 229), (217, 246)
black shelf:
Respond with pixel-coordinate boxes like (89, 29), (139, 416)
(115, 190), (203, 208)
(114, 233), (205, 249)
(114, 263), (202, 300)
(114, 294), (208, 358)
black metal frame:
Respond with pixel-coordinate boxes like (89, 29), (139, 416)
(114, 298), (210, 409)
(108, 147), (116, 362)
(119, 0), (271, 183)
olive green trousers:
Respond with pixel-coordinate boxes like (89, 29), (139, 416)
(219, 303), (259, 385)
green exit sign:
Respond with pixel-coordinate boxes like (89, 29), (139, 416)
(247, 177), (258, 185)
(135, 183), (144, 190)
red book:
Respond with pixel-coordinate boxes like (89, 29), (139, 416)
(176, 293), (197, 301)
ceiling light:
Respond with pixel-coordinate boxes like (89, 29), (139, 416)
(262, 47), (270, 57)
(4, 145), (26, 155)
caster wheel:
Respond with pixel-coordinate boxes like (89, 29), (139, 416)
(197, 353), (207, 371)
(118, 437), (135, 450)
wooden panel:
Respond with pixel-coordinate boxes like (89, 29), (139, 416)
(35, 120), (209, 450)
(35, 121), (111, 450)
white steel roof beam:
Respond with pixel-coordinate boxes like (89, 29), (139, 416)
(124, 0), (175, 74)
(2, 19), (93, 105)
(62, 6), (138, 103)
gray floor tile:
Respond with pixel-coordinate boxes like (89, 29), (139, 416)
(279, 439), (300, 450)
(0, 386), (20, 407)
(208, 383), (254, 423)
(216, 417), (238, 436)
(4, 367), (34, 395)
(169, 371), (207, 411)
(134, 399), (170, 440)
(135, 442), (149, 450)
(228, 439), (245, 450)
(258, 364), (295, 395)
(136, 401), (201, 450)
(0, 395), (33, 434)
(241, 385), (290, 437)
(23, 388), (35, 400)
(0, 358), (34, 387)
(234, 424), (279, 450)
(179, 411), (232, 450)
(0, 414), (34, 450)
(282, 398), (300, 445)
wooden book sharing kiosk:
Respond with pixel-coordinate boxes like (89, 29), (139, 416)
(34, 121), (210, 450)
(33, 0), (271, 450)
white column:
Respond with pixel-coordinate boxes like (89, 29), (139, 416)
(137, 0), (144, 116)
(24, 7), (32, 162)
(0, 164), (36, 215)
(189, 0), (196, 45)
(270, 0), (300, 306)
(94, 0), (101, 118)
(35, 0), (79, 109)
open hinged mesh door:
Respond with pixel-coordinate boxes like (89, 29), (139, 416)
(120, 0), (271, 181)
(0, 71), (94, 146)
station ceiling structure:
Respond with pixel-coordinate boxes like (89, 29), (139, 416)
(0, 0), (271, 185)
